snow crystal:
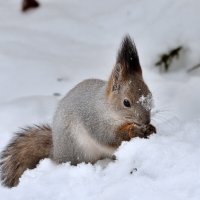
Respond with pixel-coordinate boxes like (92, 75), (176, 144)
(137, 93), (153, 111)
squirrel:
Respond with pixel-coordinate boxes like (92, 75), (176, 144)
(0, 35), (156, 188)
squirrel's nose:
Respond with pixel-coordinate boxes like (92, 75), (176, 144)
(138, 113), (150, 125)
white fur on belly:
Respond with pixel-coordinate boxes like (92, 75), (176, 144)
(72, 123), (116, 161)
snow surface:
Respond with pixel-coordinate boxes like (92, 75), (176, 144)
(0, 0), (200, 199)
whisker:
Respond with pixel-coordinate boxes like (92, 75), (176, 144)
(150, 106), (179, 130)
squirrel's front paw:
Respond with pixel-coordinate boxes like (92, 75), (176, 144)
(116, 123), (138, 141)
(119, 123), (143, 139)
(116, 123), (156, 142)
(129, 123), (156, 139)
(139, 124), (157, 138)
(144, 124), (156, 137)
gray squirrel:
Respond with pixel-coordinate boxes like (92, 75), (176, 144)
(0, 35), (156, 187)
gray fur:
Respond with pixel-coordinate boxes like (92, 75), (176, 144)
(52, 79), (120, 164)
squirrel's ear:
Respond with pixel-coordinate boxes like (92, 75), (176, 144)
(110, 63), (122, 92)
(106, 35), (142, 95)
(116, 35), (142, 77)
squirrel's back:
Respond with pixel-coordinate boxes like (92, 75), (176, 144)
(52, 79), (118, 164)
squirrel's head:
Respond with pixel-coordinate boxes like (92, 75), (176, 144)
(106, 35), (153, 125)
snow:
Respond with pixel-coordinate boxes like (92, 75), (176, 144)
(137, 94), (153, 111)
(0, 0), (200, 199)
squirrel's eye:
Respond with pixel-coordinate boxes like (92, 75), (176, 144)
(123, 99), (131, 107)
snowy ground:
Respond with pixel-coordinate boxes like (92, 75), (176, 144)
(0, 0), (200, 199)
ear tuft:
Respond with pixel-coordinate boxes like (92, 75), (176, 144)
(106, 35), (142, 97)
(116, 35), (142, 74)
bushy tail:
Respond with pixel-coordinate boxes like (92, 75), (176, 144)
(0, 125), (52, 187)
